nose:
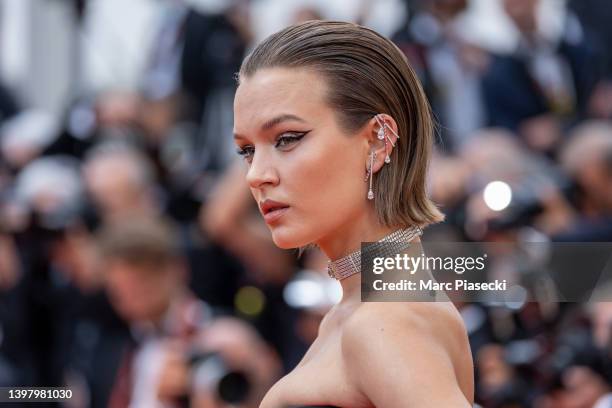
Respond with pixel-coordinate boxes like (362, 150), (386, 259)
(246, 150), (280, 189)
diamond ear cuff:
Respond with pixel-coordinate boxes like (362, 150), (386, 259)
(367, 114), (400, 200)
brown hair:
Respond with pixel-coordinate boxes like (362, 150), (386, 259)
(97, 217), (181, 271)
(239, 20), (445, 229)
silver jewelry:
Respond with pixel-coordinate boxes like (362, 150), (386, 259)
(374, 114), (399, 165)
(327, 225), (423, 280)
(367, 151), (375, 200)
(366, 115), (400, 199)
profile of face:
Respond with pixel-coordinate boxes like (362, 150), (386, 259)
(233, 68), (376, 249)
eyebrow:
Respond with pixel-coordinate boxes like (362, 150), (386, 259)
(234, 114), (307, 140)
(261, 114), (307, 131)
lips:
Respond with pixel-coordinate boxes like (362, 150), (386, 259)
(260, 199), (290, 224)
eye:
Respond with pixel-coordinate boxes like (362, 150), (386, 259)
(275, 132), (306, 149)
(236, 145), (255, 163)
(235, 132), (307, 164)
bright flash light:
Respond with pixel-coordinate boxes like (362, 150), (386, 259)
(483, 181), (512, 211)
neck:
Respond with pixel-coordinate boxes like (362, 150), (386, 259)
(316, 211), (416, 303)
(317, 208), (393, 261)
(336, 272), (362, 304)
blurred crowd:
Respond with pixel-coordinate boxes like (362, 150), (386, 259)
(0, 0), (611, 407)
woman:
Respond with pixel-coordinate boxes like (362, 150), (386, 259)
(233, 20), (474, 407)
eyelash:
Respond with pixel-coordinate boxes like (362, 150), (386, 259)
(236, 132), (307, 161)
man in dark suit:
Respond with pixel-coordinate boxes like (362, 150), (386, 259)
(83, 217), (279, 408)
(482, 0), (603, 140)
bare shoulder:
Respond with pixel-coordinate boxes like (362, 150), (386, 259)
(342, 302), (468, 350)
(340, 302), (473, 407)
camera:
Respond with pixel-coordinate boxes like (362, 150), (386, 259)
(188, 351), (251, 404)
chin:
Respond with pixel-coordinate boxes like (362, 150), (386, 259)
(270, 227), (311, 250)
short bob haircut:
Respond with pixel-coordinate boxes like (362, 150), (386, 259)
(238, 20), (445, 229)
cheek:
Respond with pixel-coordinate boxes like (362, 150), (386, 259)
(108, 275), (150, 316)
(108, 279), (138, 316)
(275, 134), (366, 245)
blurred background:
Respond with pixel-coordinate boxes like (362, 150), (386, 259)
(0, 0), (611, 407)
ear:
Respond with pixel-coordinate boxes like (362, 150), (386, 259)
(366, 114), (399, 174)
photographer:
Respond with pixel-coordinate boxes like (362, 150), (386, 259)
(97, 217), (280, 408)
(556, 121), (612, 241)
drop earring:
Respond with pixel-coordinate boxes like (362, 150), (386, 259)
(367, 151), (375, 200)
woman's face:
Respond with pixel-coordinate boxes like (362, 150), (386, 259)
(233, 67), (371, 249)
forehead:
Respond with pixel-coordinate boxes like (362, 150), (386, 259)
(234, 67), (330, 135)
(107, 259), (168, 278)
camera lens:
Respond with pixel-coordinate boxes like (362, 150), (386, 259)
(190, 351), (251, 404)
(218, 371), (249, 403)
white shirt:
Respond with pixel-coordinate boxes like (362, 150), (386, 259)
(593, 393), (612, 408)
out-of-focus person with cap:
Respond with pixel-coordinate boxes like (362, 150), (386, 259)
(97, 217), (280, 408)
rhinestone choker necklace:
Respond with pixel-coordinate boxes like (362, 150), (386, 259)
(327, 225), (423, 281)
